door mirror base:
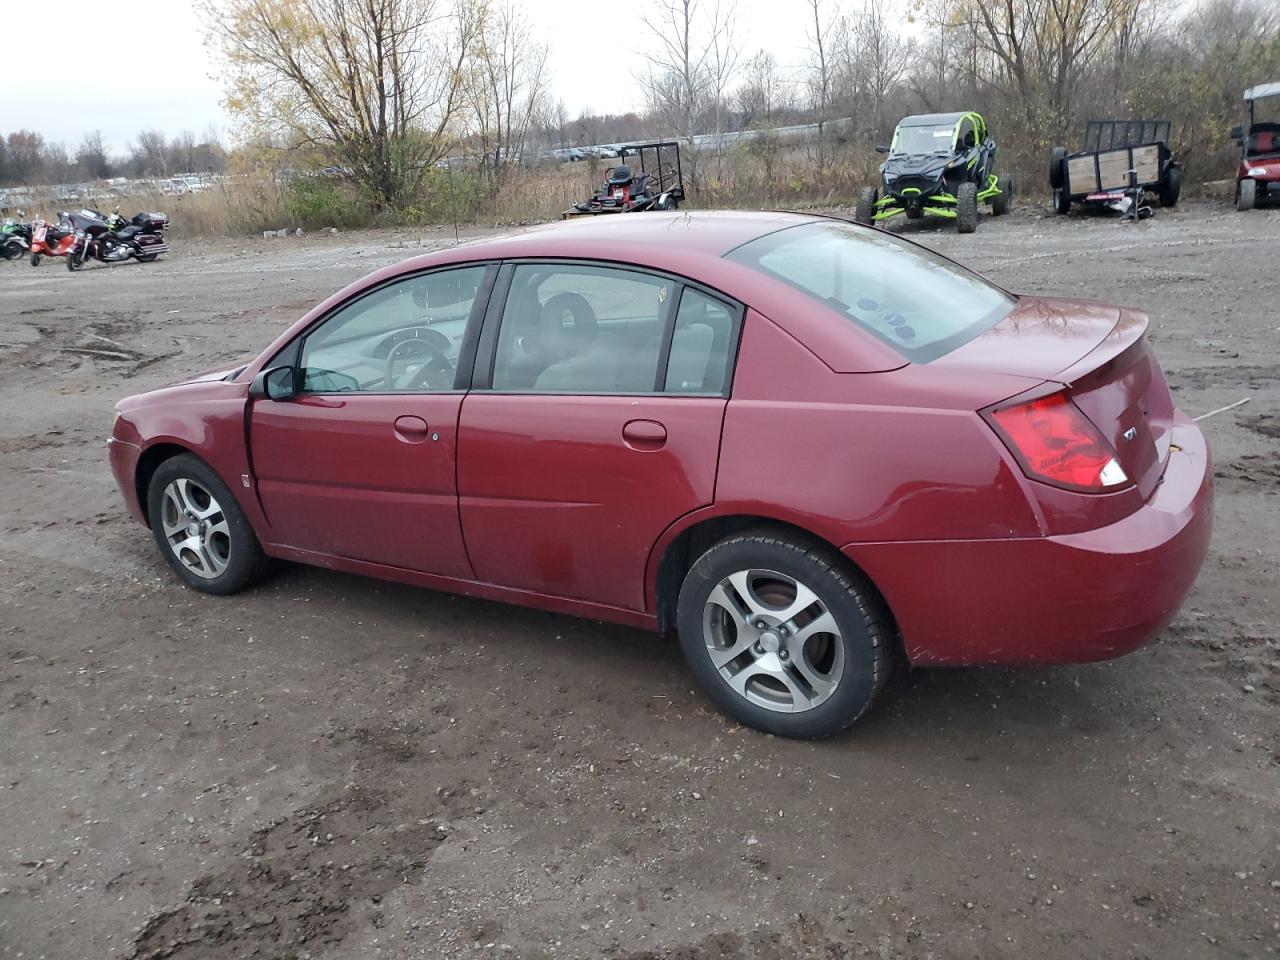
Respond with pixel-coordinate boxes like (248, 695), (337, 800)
(249, 366), (297, 401)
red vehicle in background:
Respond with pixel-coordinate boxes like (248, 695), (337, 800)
(29, 213), (77, 265)
(107, 212), (1213, 738)
(1233, 82), (1280, 210)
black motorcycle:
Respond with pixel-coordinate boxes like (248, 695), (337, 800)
(1, 213), (32, 261)
(65, 208), (169, 271)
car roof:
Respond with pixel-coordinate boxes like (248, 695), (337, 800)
(897, 112), (967, 128)
(436, 210), (817, 261)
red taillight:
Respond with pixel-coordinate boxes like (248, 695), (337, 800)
(988, 392), (1129, 492)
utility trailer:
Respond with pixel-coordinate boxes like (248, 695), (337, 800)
(1049, 120), (1181, 217)
(563, 140), (685, 218)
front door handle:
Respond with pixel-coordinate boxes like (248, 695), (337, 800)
(622, 419), (666, 451)
(393, 415), (430, 443)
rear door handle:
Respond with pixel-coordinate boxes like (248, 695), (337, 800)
(622, 419), (666, 451)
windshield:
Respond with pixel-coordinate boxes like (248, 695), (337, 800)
(726, 221), (1014, 362)
(893, 124), (955, 155)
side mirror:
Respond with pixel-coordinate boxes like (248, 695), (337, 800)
(249, 365), (296, 401)
(1230, 124), (1243, 143)
(874, 144), (890, 154)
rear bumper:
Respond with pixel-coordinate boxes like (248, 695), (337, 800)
(108, 437), (147, 525)
(844, 416), (1213, 666)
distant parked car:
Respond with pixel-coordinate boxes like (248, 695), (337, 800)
(108, 212), (1211, 738)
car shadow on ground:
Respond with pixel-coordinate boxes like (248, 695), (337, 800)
(239, 560), (1145, 754)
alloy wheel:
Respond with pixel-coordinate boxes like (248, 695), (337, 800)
(702, 568), (845, 713)
(158, 478), (232, 580)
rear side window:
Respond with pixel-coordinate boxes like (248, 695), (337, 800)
(726, 221), (1013, 362)
(664, 289), (735, 394)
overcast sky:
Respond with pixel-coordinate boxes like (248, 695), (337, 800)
(1, 0), (822, 155)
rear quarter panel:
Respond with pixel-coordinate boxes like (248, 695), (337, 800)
(712, 309), (1044, 545)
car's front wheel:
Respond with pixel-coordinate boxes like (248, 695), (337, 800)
(147, 453), (270, 595)
(676, 532), (890, 738)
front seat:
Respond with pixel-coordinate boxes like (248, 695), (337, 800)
(533, 293), (618, 392)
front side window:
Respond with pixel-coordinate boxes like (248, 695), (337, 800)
(726, 220), (1014, 363)
(490, 264), (675, 393)
(300, 266), (487, 393)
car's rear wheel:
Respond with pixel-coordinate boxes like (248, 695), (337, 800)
(147, 453), (270, 595)
(1237, 178), (1256, 211)
(854, 187), (877, 226)
(956, 181), (978, 233)
(676, 532), (890, 738)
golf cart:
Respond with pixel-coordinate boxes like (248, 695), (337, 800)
(564, 140), (685, 218)
(1232, 82), (1280, 210)
(854, 112), (1011, 234)
(1048, 120), (1180, 218)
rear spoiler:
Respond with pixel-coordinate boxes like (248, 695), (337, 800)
(1055, 307), (1149, 387)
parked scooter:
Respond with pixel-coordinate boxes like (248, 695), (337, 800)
(65, 207), (168, 271)
(29, 213), (77, 265)
(1, 213), (32, 260)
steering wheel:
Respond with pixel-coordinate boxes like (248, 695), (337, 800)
(383, 328), (454, 390)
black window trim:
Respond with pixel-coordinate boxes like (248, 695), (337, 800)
(274, 261), (500, 397)
(471, 257), (746, 398)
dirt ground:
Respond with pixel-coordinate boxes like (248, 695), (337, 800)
(0, 202), (1276, 960)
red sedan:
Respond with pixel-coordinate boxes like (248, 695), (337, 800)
(108, 212), (1212, 738)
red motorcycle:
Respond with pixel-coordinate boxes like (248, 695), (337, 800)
(65, 208), (168, 271)
(29, 214), (77, 265)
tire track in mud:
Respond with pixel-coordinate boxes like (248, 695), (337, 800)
(129, 787), (445, 960)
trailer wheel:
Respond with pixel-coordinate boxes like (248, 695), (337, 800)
(1049, 147), (1067, 189)
(956, 182), (978, 233)
(1053, 187), (1072, 215)
(1158, 167), (1182, 207)
(854, 187), (877, 226)
(1237, 178), (1256, 212)
(991, 176), (1013, 216)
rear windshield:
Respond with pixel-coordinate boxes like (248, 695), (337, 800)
(725, 221), (1014, 363)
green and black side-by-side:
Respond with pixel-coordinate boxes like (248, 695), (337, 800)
(854, 112), (1012, 234)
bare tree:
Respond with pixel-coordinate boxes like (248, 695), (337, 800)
(209, 0), (481, 210)
(735, 49), (782, 126)
(467, 0), (549, 179)
(805, 0), (836, 169)
(852, 0), (913, 141)
(77, 131), (113, 180)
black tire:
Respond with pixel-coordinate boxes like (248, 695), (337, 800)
(1, 239), (21, 261)
(1048, 146), (1067, 189)
(854, 186), (877, 226)
(1237, 178), (1256, 212)
(956, 181), (978, 233)
(676, 531), (891, 738)
(991, 175), (1013, 216)
(1053, 186), (1072, 215)
(137, 252), (159, 263)
(146, 453), (271, 595)
(1158, 166), (1181, 207)
(67, 246), (83, 271)
(30, 252), (42, 266)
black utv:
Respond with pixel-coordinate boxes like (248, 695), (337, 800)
(854, 111), (1012, 233)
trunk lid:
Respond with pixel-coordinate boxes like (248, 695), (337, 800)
(936, 296), (1174, 499)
